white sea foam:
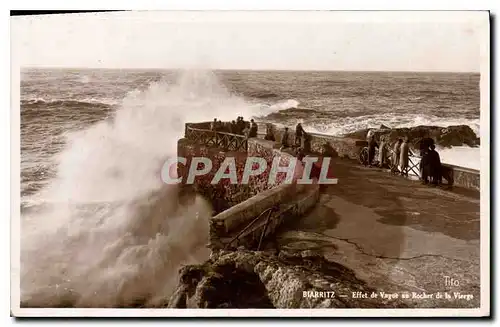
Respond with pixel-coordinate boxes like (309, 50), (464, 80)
(301, 114), (480, 138)
(21, 70), (262, 307)
(437, 146), (480, 170)
(300, 114), (480, 169)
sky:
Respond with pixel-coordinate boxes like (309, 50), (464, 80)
(11, 11), (487, 72)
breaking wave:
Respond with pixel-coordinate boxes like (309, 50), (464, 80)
(21, 70), (263, 307)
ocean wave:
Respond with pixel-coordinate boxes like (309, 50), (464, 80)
(246, 90), (279, 99)
(21, 97), (120, 108)
(269, 112), (480, 139)
(250, 99), (300, 117)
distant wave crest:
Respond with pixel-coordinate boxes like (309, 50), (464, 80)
(21, 98), (119, 108)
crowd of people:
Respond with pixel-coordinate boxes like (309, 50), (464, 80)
(210, 117), (259, 138)
(366, 131), (442, 186)
(210, 117), (309, 150)
(207, 120), (443, 186)
(278, 123), (309, 150)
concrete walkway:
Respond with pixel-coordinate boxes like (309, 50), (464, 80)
(277, 158), (481, 308)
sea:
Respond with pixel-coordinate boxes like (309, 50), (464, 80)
(19, 68), (480, 307)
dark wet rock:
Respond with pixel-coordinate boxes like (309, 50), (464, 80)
(344, 125), (479, 148)
(167, 249), (408, 308)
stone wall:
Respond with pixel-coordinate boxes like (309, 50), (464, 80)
(177, 138), (305, 214)
(271, 127), (366, 160)
(441, 164), (480, 190)
(209, 183), (319, 250)
(178, 136), (320, 251)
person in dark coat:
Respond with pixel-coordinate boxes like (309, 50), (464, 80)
(419, 137), (435, 157)
(367, 137), (378, 167)
(295, 123), (305, 147)
(302, 132), (311, 153)
(230, 120), (237, 134)
(249, 119), (258, 138)
(236, 117), (246, 135)
(281, 127), (290, 149)
(428, 144), (442, 185)
(264, 124), (276, 141)
(420, 147), (431, 184)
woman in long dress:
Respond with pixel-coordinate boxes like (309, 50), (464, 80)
(392, 139), (402, 173)
(400, 138), (410, 176)
(378, 135), (387, 167)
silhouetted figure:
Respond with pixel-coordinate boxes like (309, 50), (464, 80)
(249, 119), (258, 138)
(368, 137), (378, 167)
(236, 117), (246, 135)
(420, 147), (431, 184)
(302, 132), (311, 153)
(230, 120), (237, 134)
(428, 144), (442, 185)
(264, 124), (276, 141)
(210, 118), (217, 131)
(281, 127), (290, 149)
(419, 137), (435, 157)
(295, 123), (305, 147)
(216, 120), (223, 131)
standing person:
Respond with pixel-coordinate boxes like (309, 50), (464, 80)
(399, 137), (412, 177)
(302, 132), (311, 153)
(264, 124), (276, 141)
(420, 146), (431, 184)
(236, 117), (246, 135)
(210, 118), (217, 131)
(419, 137), (435, 157)
(281, 127), (290, 149)
(249, 119), (258, 138)
(392, 139), (403, 173)
(378, 135), (388, 168)
(295, 123), (304, 147)
(230, 120), (237, 134)
(428, 144), (442, 185)
(367, 136), (378, 167)
(366, 129), (375, 142)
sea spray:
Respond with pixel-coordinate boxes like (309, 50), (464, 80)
(20, 70), (259, 307)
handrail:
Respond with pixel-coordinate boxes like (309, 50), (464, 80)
(187, 126), (246, 139)
(257, 208), (275, 251)
(185, 125), (248, 152)
(223, 205), (278, 250)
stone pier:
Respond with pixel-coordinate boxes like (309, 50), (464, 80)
(171, 121), (481, 309)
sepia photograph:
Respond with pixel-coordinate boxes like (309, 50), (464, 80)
(10, 10), (490, 317)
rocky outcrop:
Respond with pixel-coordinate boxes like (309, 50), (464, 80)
(167, 249), (407, 308)
(344, 125), (479, 148)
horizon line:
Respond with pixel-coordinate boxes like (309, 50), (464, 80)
(20, 66), (480, 74)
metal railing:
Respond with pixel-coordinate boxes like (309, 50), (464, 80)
(386, 146), (421, 178)
(363, 145), (422, 179)
(224, 205), (278, 250)
(185, 126), (248, 152)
